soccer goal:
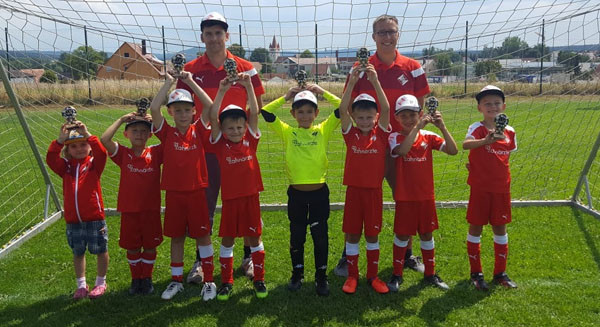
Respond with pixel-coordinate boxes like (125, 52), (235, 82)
(1, 0), (600, 257)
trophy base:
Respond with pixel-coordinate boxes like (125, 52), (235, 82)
(65, 123), (80, 130)
(493, 132), (505, 139)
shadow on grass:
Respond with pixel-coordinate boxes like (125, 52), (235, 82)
(572, 207), (600, 272)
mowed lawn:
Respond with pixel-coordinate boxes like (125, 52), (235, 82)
(0, 206), (599, 326)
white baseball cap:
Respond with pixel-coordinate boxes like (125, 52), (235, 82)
(476, 85), (505, 103)
(293, 90), (318, 107)
(395, 94), (420, 113)
(219, 104), (247, 122)
(167, 89), (194, 106)
(353, 93), (377, 105)
(201, 12), (228, 30)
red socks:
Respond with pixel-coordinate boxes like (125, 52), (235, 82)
(141, 251), (156, 279)
(393, 244), (408, 276)
(467, 241), (482, 274)
(366, 249), (379, 280)
(127, 252), (142, 279)
(494, 242), (508, 275)
(422, 248), (435, 277)
(251, 250), (266, 282)
(219, 256), (234, 284)
(170, 262), (184, 282)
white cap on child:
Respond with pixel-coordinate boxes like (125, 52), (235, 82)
(167, 89), (194, 106)
(293, 90), (318, 106)
(395, 94), (420, 114)
(476, 85), (505, 102)
(353, 93), (377, 105)
(219, 104), (247, 122)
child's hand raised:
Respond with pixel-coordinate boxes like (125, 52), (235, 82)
(484, 130), (505, 144)
(285, 86), (302, 101)
(237, 73), (252, 88)
(416, 114), (432, 129)
(179, 71), (194, 84)
(58, 124), (70, 144)
(164, 71), (175, 83)
(347, 68), (361, 86)
(306, 83), (325, 95)
(218, 77), (233, 93)
(430, 111), (446, 129)
(75, 122), (91, 138)
(120, 112), (137, 123)
(365, 64), (378, 83)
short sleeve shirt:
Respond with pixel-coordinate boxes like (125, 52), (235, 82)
(110, 143), (163, 212)
(152, 118), (210, 191)
(466, 122), (517, 193)
(206, 128), (264, 200)
(343, 124), (391, 188)
(390, 130), (445, 201)
(177, 50), (265, 119)
(345, 50), (430, 132)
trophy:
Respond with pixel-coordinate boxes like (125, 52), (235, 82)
(224, 58), (238, 82)
(135, 97), (150, 116)
(356, 47), (370, 78)
(171, 53), (186, 77)
(295, 70), (307, 88)
(426, 96), (438, 116)
(494, 113), (509, 137)
(61, 106), (79, 130)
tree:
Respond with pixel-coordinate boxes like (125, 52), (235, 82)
(59, 46), (107, 80)
(228, 43), (246, 58)
(500, 36), (529, 58)
(40, 70), (57, 83)
(525, 43), (550, 60)
(300, 50), (314, 58)
(434, 53), (452, 76)
(249, 48), (272, 73)
(558, 51), (582, 76)
(475, 60), (502, 77)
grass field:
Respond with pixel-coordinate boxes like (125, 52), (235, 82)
(1, 206), (599, 326)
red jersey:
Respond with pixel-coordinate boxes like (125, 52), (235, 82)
(466, 122), (517, 193)
(46, 136), (107, 224)
(343, 124), (391, 188)
(152, 118), (210, 191)
(206, 129), (264, 200)
(176, 50), (265, 119)
(389, 130), (445, 201)
(110, 143), (163, 212)
(345, 50), (430, 132)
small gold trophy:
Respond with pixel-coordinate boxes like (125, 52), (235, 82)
(494, 113), (509, 138)
(426, 96), (438, 116)
(171, 53), (186, 78)
(224, 58), (238, 83)
(295, 70), (307, 88)
(61, 106), (79, 130)
(136, 97), (150, 116)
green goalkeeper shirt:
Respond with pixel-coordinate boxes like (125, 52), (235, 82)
(262, 91), (341, 185)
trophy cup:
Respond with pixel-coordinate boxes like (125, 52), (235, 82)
(356, 47), (370, 78)
(494, 113), (509, 137)
(224, 58), (238, 83)
(171, 53), (186, 78)
(426, 96), (438, 116)
(61, 106), (79, 130)
(135, 97), (150, 117)
(295, 70), (307, 89)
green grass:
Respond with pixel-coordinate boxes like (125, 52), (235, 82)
(0, 206), (599, 326)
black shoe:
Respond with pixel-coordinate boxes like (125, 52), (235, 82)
(217, 283), (233, 301)
(315, 276), (330, 297)
(470, 272), (489, 291)
(287, 271), (304, 291)
(493, 272), (517, 289)
(333, 257), (348, 277)
(387, 274), (403, 293)
(129, 279), (142, 295)
(405, 255), (425, 273)
(424, 274), (449, 290)
(138, 278), (154, 295)
(253, 281), (268, 298)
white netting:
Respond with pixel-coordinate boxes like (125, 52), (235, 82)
(1, 0), (600, 248)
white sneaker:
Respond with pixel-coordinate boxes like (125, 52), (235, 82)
(161, 281), (183, 300)
(201, 282), (217, 301)
(187, 260), (204, 284)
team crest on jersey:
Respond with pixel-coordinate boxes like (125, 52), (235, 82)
(398, 74), (408, 85)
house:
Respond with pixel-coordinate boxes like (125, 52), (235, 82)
(97, 41), (165, 80)
(9, 69), (44, 83)
(272, 56), (337, 77)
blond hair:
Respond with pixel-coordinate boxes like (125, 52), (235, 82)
(372, 15), (398, 32)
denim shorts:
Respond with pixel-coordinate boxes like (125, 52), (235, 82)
(66, 220), (109, 256)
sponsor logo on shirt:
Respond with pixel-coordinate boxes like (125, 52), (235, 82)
(126, 164), (154, 173)
(398, 74), (408, 85)
(226, 155), (253, 164)
(351, 145), (378, 154)
(173, 142), (197, 151)
(292, 139), (317, 146)
(403, 157), (427, 162)
(484, 145), (510, 155)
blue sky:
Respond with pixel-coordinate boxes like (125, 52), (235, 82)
(1, 0), (599, 56)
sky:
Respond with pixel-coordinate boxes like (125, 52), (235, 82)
(0, 0), (599, 56)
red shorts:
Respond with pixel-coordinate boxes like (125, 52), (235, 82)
(394, 200), (438, 236)
(466, 188), (512, 226)
(164, 189), (210, 238)
(219, 194), (262, 238)
(342, 186), (383, 237)
(119, 211), (163, 250)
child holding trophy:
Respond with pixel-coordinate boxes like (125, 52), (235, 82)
(387, 94), (458, 292)
(46, 107), (110, 300)
(463, 85), (518, 291)
(100, 99), (163, 296)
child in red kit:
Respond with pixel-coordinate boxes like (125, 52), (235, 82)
(387, 94), (458, 292)
(338, 65), (391, 294)
(46, 121), (109, 300)
(101, 113), (163, 295)
(206, 74), (267, 300)
(464, 85), (518, 291)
